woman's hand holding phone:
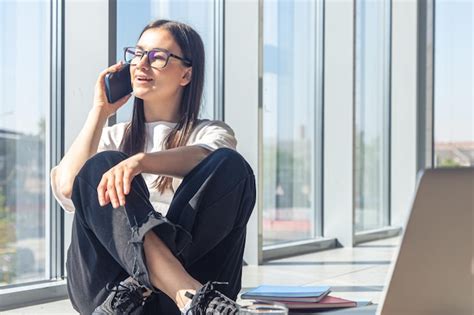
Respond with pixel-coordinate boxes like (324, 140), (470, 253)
(93, 61), (132, 118)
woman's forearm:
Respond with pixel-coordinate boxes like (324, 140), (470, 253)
(51, 108), (109, 198)
(136, 145), (211, 179)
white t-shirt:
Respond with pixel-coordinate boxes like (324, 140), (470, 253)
(51, 119), (237, 215)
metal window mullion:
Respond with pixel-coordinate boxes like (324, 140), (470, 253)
(416, 0), (435, 172)
(311, 0), (318, 239)
(386, 0), (393, 227)
(353, 0), (359, 236)
(46, 0), (54, 283)
(314, 0), (324, 238)
(214, 0), (225, 121)
(257, 0), (264, 264)
(320, 0), (326, 237)
(431, 0), (436, 167)
(49, 0), (65, 281)
(108, 0), (117, 127)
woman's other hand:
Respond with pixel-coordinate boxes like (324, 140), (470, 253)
(93, 61), (132, 118)
(97, 153), (145, 208)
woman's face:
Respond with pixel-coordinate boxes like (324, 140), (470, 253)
(130, 28), (192, 101)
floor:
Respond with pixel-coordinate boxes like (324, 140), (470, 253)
(3, 236), (400, 314)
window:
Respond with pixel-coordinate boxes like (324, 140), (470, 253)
(0, 0), (51, 287)
(115, 0), (222, 123)
(262, 0), (323, 246)
(434, 0), (473, 167)
(354, 0), (391, 232)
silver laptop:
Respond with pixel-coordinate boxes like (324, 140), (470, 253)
(312, 167), (473, 315)
(377, 167), (473, 315)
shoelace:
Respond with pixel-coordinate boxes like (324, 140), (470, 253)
(105, 281), (147, 313)
(185, 281), (238, 315)
(205, 292), (239, 314)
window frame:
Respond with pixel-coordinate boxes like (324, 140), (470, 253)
(353, 0), (393, 236)
(0, 0), (67, 309)
(417, 0), (435, 172)
(258, 0), (332, 261)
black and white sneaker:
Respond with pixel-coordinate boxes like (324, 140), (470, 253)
(184, 281), (240, 315)
(92, 277), (149, 315)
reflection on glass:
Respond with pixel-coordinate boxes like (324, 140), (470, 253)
(354, 0), (390, 232)
(434, 0), (473, 167)
(116, 0), (217, 123)
(0, 0), (50, 286)
(263, 0), (322, 246)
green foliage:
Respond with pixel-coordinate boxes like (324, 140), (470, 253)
(438, 158), (461, 168)
(0, 189), (16, 284)
(0, 189), (15, 249)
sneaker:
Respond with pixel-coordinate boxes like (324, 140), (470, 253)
(92, 277), (149, 315)
(184, 281), (240, 315)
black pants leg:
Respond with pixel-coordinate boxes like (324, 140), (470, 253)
(66, 148), (255, 315)
(148, 148), (256, 314)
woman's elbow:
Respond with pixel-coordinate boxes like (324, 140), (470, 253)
(51, 166), (73, 199)
(60, 184), (73, 199)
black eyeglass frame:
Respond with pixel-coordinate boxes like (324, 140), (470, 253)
(123, 46), (193, 69)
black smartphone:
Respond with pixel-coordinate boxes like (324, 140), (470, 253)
(104, 63), (133, 103)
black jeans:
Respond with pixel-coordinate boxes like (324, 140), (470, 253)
(67, 148), (256, 315)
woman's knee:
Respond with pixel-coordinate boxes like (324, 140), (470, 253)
(77, 150), (129, 181)
(93, 150), (129, 163)
(209, 148), (254, 176)
(71, 151), (131, 212)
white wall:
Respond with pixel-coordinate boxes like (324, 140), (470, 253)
(323, 0), (355, 247)
(390, 0), (418, 228)
(63, 0), (110, 259)
(224, 0), (260, 265)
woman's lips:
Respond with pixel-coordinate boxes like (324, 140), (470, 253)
(134, 78), (154, 85)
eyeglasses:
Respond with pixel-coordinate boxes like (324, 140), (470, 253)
(123, 47), (192, 69)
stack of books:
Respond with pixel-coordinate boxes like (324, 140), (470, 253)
(241, 285), (357, 310)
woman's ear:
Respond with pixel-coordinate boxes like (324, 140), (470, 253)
(180, 67), (192, 86)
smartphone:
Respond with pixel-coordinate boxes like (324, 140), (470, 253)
(104, 63), (133, 103)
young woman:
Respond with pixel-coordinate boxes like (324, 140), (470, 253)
(50, 19), (255, 315)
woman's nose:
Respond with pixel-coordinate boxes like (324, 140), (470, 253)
(136, 53), (150, 70)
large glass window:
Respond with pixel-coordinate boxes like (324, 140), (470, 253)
(116, 0), (220, 123)
(354, 0), (391, 232)
(262, 0), (323, 246)
(434, 0), (473, 167)
(0, 0), (51, 286)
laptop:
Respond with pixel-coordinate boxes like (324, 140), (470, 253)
(308, 167), (473, 315)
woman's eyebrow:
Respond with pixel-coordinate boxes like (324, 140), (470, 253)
(135, 45), (170, 51)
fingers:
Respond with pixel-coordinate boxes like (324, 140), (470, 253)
(99, 61), (123, 79)
(96, 61), (124, 89)
(98, 172), (120, 208)
(115, 173), (126, 207)
(97, 167), (133, 208)
(97, 175), (108, 206)
(123, 172), (131, 195)
(106, 177), (119, 208)
(113, 92), (133, 107)
(104, 190), (110, 204)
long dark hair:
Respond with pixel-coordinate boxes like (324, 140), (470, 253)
(119, 19), (205, 193)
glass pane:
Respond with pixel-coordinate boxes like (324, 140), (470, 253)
(0, 0), (50, 286)
(354, 0), (391, 232)
(434, 0), (473, 167)
(116, 0), (217, 123)
(262, 0), (323, 246)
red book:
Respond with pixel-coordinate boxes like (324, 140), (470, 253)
(274, 295), (357, 310)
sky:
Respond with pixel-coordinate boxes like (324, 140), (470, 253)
(434, 0), (473, 142)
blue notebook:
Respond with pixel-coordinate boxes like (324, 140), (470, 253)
(241, 285), (331, 302)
